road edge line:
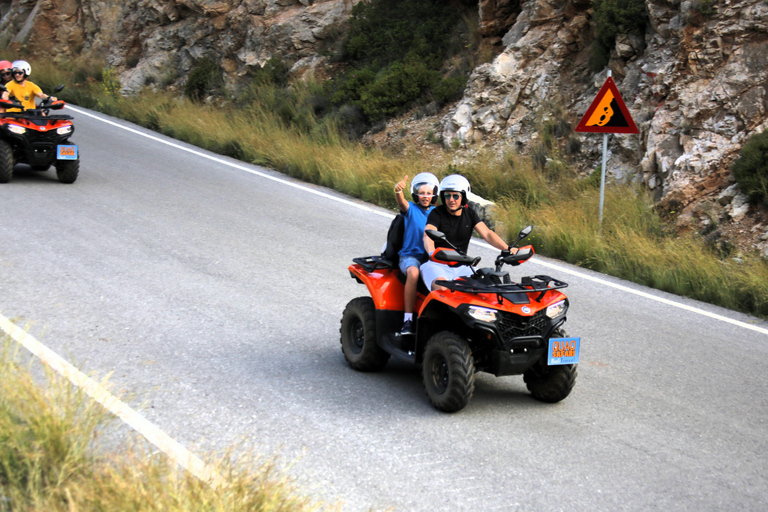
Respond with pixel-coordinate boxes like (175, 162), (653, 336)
(0, 313), (223, 486)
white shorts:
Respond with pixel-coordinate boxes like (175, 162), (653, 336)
(420, 260), (473, 289)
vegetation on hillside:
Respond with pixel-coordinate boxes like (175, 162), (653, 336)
(732, 130), (768, 206)
(590, 0), (648, 70)
(328, 0), (469, 122)
(181, 0), (476, 139)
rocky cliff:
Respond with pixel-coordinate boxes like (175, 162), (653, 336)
(443, 0), (768, 257)
(2, 0), (767, 255)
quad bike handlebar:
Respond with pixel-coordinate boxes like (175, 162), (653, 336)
(0, 83), (69, 118)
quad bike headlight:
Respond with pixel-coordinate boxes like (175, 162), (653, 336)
(546, 299), (567, 319)
(7, 125), (25, 135)
(56, 125), (73, 135)
(467, 306), (498, 323)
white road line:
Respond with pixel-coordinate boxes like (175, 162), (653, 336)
(0, 313), (222, 486)
(67, 105), (390, 218)
(471, 239), (768, 336)
(68, 106), (768, 337)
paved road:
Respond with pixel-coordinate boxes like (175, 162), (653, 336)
(1, 107), (767, 511)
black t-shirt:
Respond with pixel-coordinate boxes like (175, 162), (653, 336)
(426, 205), (481, 254)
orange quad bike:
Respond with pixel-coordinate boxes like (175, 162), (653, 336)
(0, 84), (79, 184)
(340, 225), (580, 412)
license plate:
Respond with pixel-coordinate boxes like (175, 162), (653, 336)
(57, 145), (78, 160)
(547, 337), (580, 365)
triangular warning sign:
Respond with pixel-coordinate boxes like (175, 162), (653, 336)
(575, 76), (638, 134)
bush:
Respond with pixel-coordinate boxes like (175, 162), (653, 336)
(330, 0), (469, 122)
(732, 130), (768, 205)
(252, 57), (289, 87)
(184, 58), (222, 101)
(591, 0), (648, 70)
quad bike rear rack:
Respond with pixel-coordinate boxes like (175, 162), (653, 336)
(352, 255), (396, 273)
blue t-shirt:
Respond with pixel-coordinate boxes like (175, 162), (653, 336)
(400, 202), (434, 259)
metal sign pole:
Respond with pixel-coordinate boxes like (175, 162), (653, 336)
(599, 132), (607, 226)
(598, 70), (611, 228)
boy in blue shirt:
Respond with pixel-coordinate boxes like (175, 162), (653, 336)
(394, 172), (439, 335)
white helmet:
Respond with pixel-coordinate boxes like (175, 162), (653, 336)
(410, 172), (440, 205)
(11, 60), (30, 78)
(439, 174), (471, 206)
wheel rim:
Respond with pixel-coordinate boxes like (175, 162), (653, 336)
(350, 318), (364, 354)
(429, 353), (449, 394)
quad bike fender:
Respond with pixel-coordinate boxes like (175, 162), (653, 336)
(348, 263), (405, 311)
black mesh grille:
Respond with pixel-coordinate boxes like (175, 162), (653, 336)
(497, 310), (548, 342)
(489, 273), (511, 285)
(28, 130), (60, 144)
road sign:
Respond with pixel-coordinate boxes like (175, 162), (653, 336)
(575, 76), (638, 134)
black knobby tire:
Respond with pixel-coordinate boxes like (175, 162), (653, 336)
(524, 363), (578, 403)
(55, 153), (79, 184)
(340, 297), (390, 371)
(0, 139), (13, 183)
(422, 331), (475, 413)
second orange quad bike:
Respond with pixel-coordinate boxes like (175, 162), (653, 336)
(340, 225), (580, 412)
(0, 84), (79, 184)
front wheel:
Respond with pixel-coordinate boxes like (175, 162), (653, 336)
(524, 363), (577, 403)
(0, 139), (13, 183)
(340, 297), (390, 371)
(422, 331), (475, 412)
(55, 157), (79, 184)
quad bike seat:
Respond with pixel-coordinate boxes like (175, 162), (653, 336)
(352, 255), (431, 296)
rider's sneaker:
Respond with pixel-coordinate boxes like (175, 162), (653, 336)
(400, 320), (414, 336)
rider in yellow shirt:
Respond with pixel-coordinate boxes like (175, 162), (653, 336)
(2, 60), (55, 110)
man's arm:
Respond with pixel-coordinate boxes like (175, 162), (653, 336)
(475, 222), (511, 251)
(423, 223), (438, 254)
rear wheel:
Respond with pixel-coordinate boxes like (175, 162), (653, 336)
(0, 140), (13, 183)
(422, 331), (475, 412)
(340, 297), (390, 371)
(55, 158), (79, 184)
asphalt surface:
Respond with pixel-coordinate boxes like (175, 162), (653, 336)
(1, 106), (767, 511)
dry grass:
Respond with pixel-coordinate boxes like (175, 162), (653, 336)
(0, 339), (337, 512)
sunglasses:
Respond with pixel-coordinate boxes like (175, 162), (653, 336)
(12, 71), (24, 75)
(1, 72), (10, 76)
(444, 193), (462, 200)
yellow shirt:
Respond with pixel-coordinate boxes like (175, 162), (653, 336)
(6, 80), (44, 110)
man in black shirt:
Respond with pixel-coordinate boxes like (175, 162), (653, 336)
(421, 174), (511, 291)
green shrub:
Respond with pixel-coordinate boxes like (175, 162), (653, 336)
(252, 57), (289, 87)
(732, 130), (768, 205)
(184, 58), (222, 101)
(591, 0), (648, 70)
(330, 0), (469, 121)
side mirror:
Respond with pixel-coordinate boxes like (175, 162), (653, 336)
(53, 84), (65, 94)
(510, 225), (533, 247)
(425, 229), (446, 243)
(425, 229), (462, 253)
